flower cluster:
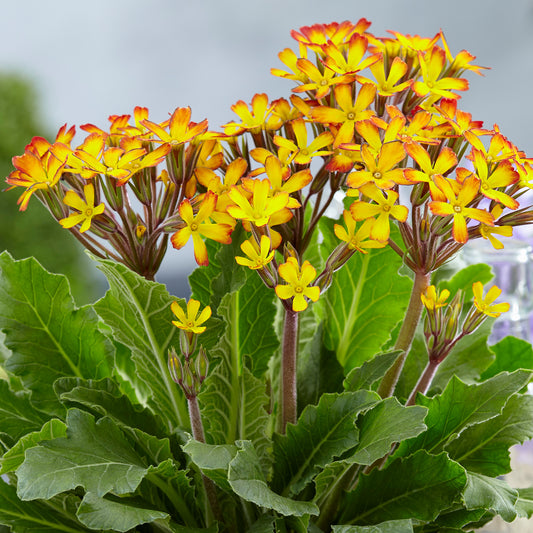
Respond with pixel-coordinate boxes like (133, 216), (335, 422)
(6, 19), (533, 312)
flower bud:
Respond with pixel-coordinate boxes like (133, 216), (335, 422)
(195, 346), (209, 383)
(168, 347), (184, 384)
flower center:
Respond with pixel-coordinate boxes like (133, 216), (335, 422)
(84, 207), (94, 217)
(347, 112), (356, 120)
(426, 80), (434, 88)
(320, 79), (328, 86)
(300, 149), (309, 156)
(294, 286), (304, 294)
(453, 205), (462, 213)
(190, 222), (199, 231)
(373, 171), (382, 179)
(382, 204), (391, 212)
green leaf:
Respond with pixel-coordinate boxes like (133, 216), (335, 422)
(463, 472), (518, 522)
(54, 377), (168, 439)
(0, 252), (113, 416)
(438, 263), (493, 300)
(0, 477), (89, 532)
(92, 256), (189, 431)
(429, 318), (495, 394)
(247, 514), (275, 533)
(182, 439), (238, 491)
(433, 507), (487, 529)
(481, 336), (533, 379)
(332, 519), (413, 532)
(0, 418), (66, 475)
(350, 398), (427, 465)
(17, 409), (149, 500)
(212, 271), (279, 379)
(272, 390), (379, 496)
(316, 220), (412, 371)
(77, 492), (168, 532)
(395, 371), (532, 457)
(343, 351), (402, 392)
(199, 361), (271, 470)
(297, 322), (345, 411)
(515, 487), (533, 518)
(0, 380), (49, 442)
(445, 393), (533, 476)
(228, 441), (319, 517)
(340, 451), (466, 524)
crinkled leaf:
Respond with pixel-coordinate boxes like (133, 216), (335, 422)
(182, 439), (238, 491)
(316, 220), (412, 371)
(515, 487), (533, 518)
(228, 441), (318, 517)
(0, 477), (89, 532)
(272, 390), (379, 496)
(350, 398), (427, 465)
(433, 507), (487, 529)
(0, 418), (66, 475)
(92, 256), (190, 431)
(212, 271), (278, 379)
(395, 371), (531, 457)
(200, 320), (272, 468)
(0, 380), (49, 442)
(481, 336), (533, 379)
(54, 377), (168, 438)
(246, 514), (275, 533)
(445, 393), (533, 476)
(332, 519), (413, 532)
(297, 322), (344, 411)
(340, 451), (466, 524)
(463, 472), (518, 522)
(77, 492), (168, 532)
(343, 351), (402, 392)
(16, 409), (149, 500)
(0, 252), (113, 416)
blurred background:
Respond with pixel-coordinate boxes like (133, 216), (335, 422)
(1, 2), (533, 530)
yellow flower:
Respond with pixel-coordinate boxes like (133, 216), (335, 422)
(171, 299), (212, 334)
(171, 192), (233, 266)
(275, 257), (320, 312)
(236, 235), (275, 270)
(421, 285), (450, 310)
(334, 211), (387, 253)
(472, 282), (510, 318)
(59, 183), (105, 233)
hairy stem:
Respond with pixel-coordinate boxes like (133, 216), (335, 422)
(188, 396), (221, 525)
(280, 306), (299, 433)
(406, 359), (439, 406)
(377, 271), (430, 398)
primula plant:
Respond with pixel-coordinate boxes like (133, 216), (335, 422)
(2, 18), (533, 533)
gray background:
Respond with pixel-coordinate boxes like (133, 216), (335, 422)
(2, 0), (533, 296)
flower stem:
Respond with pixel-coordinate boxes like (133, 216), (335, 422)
(406, 359), (439, 406)
(281, 306), (299, 433)
(377, 271), (430, 398)
(187, 396), (221, 524)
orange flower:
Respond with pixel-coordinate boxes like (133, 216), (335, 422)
(273, 119), (333, 165)
(429, 175), (493, 243)
(356, 56), (412, 96)
(322, 33), (380, 75)
(404, 143), (458, 184)
(141, 107), (208, 146)
(224, 93), (282, 135)
(346, 142), (407, 190)
(292, 58), (354, 99)
(171, 192), (232, 266)
(7, 141), (69, 210)
(311, 83), (376, 144)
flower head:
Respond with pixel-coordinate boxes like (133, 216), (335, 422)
(59, 183), (105, 233)
(421, 285), (450, 310)
(235, 235), (275, 270)
(275, 257), (320, 312)
(472, 282), (510, 318)
(171, 299), (212, 334)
